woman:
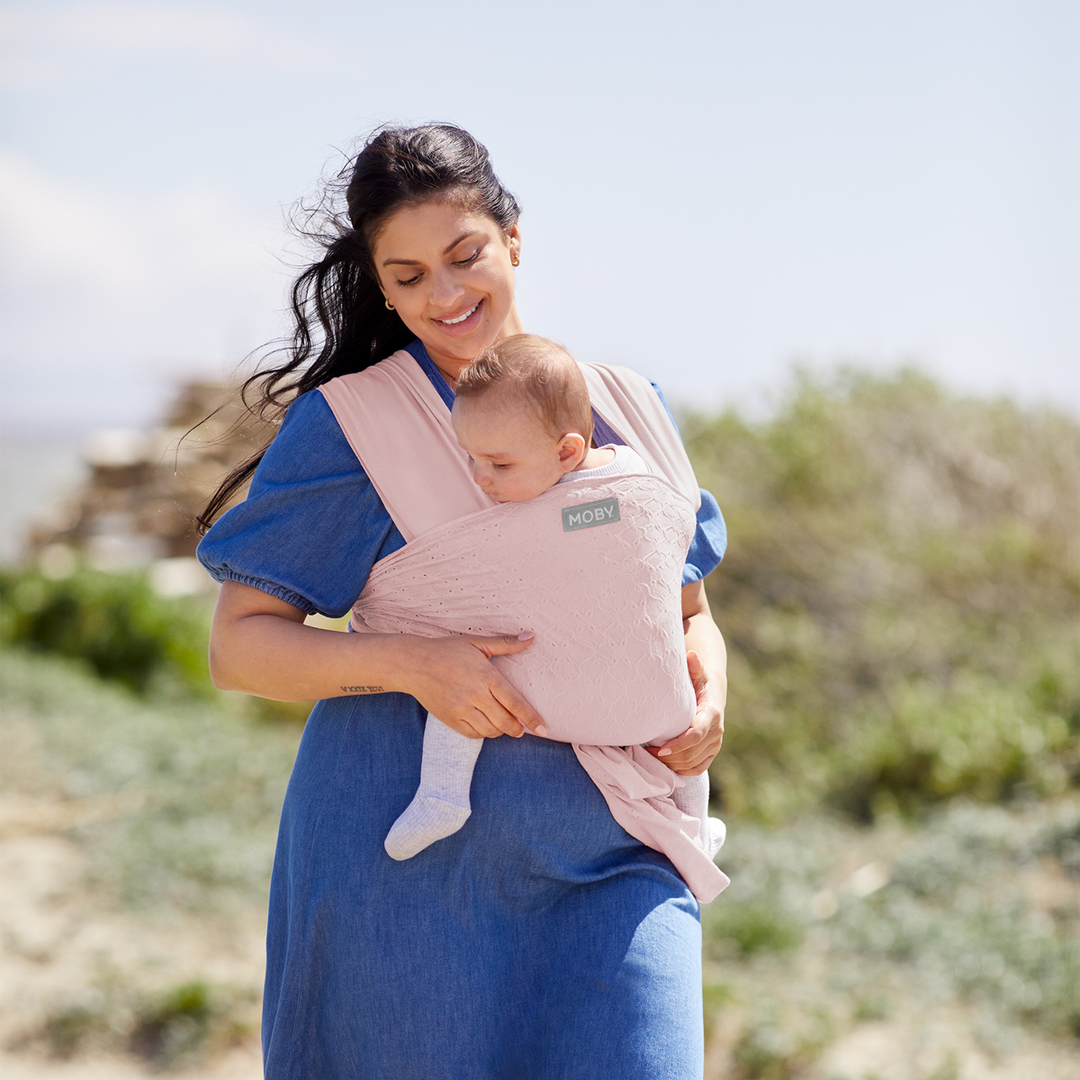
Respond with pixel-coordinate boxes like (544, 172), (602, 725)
(198, 124), (728, 1079)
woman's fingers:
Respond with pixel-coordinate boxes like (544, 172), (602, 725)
(468, 633), (548, 737)
(685, 650), (706, 694)
(470, 630), (534, 659)
(405, 633), (546, 740)
(648, 721), (714, 775)
(453, 707), (506, 740)
(487, 680), (547, 737)
(648, 649), (725, 775)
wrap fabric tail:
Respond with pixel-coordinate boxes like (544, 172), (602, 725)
(572, 744), (730, 902)
(320, 349), (729, 903)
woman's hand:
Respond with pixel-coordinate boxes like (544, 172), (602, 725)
(647, 581), (728, 776)
(398, 633), (547, 740)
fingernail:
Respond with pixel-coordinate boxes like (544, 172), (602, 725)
(517, 631), (534, 640)
(658, 748), (672, 757)
(535, 725), (547, 737)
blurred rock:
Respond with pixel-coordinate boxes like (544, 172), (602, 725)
(149, 557), (214, 599)
(28, 381), (270, 581)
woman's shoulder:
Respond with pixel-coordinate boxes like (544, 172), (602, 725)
(196, 389), (402, 618)
(249, 389), (359, 489)
(580, 360), (655, 396)
(318, 344), (454, 436)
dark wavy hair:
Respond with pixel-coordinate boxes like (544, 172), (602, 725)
(197, 123), (521, 530)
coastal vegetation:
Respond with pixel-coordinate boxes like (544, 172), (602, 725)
(1, 369), (1076, 1077)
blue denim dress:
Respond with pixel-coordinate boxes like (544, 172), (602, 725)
(198, 342), (726, 1079)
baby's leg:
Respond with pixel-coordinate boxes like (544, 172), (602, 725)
(671, 772), (726, 859)
(384, 716), (483, 861)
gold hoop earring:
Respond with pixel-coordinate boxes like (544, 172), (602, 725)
(385, 298), (395, 310)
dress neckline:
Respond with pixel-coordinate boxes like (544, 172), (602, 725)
(403, 340), (456, 410)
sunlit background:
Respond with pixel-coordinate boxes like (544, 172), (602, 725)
(1, 4), (1078, 1078)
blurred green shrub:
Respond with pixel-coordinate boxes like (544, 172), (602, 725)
(701, 803), (1080, 1052)
(30, 978), (257, 1068)
(731, 1002), (832, 1080)
(706, 900), (803, 958)
(686, 368), (1080, 821)
(0, 566), (214, 697)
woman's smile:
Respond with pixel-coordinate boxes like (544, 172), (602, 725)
(438, 301), (480, 326)
(434, 299), (485, 337)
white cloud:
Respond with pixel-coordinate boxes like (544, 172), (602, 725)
(0, 150), (145, 291)
(0, 150), (289, 295)
(0, 151), (292, 379)
(0, 1), (336, 87)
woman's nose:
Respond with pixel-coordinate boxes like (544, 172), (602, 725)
(429, 267), (464, 308)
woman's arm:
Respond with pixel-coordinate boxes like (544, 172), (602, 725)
(209, 581), (546, 739)
(647, 580), (728, 776)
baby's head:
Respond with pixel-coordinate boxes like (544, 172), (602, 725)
(452, 334), (593, 502)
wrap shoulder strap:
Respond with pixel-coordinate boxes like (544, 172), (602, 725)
(319, 350), (701, 541)
(319, 350), (491, 543)
(579, 363), (701, 512)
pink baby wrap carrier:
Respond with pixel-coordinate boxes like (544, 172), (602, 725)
(320, 351), (730, 902)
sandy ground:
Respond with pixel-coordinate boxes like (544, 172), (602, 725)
(701, 980), (1080, 1080)
(818, 1014), (1080, 1080)
(2, 792), (1077, 1079)
(0, 796), (264, 1079)
(0, 1046), (263, 1080)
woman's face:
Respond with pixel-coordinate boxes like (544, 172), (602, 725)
(372, 200), (522, 382)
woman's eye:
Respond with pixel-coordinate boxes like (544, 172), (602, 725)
(454, 249), (480, 267)
(396, 273), (422, 287)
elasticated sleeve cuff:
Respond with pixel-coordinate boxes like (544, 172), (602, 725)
(203, 567), (320, 616)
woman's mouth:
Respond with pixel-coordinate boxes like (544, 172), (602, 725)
(436, 301), (481, 329)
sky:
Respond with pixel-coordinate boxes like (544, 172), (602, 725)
(1, 0), (1078, 436)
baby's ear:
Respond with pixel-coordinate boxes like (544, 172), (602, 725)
(558, 433), (587, 472)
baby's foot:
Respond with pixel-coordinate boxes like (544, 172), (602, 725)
(705, 817), (727, 859)
(384, 795), (471, 861)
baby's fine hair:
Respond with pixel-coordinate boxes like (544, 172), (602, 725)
(455, 334), (594, 444)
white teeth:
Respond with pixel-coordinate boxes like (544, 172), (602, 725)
(441, 303), (478, 325)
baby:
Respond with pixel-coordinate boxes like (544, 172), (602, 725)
(383, 334), (725, 867)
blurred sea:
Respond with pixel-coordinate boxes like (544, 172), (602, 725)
(0, 432), (87, 565)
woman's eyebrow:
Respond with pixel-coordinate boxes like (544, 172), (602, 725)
(442, 231), (480, 255)
(381, 232), (481, 267)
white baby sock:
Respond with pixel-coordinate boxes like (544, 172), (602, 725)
(384, 715), (484, 861)
(673, 771), (726, 859)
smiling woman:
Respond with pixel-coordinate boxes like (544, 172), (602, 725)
(194, 123), (729, 1080)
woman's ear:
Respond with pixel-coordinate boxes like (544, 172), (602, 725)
(557, 433), (586, 473)
(507, 222), (521, 266)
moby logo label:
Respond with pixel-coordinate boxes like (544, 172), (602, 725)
(562, 497), (621, 532)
